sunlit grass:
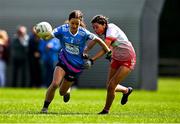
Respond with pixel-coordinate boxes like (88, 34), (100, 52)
(0, 77), (180, 123)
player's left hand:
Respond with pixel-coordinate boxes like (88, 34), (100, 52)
(84, 59), (94, 69)
(105, 51), (112, 62)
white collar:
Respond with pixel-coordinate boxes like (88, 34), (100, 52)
(69, 27), (79, 36)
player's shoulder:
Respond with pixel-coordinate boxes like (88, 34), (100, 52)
(108, 23), (119, 29)
(78, 26), (91, 36)
(78, 26), (87, 32)
(107, 23), (123, 34)
(54, 24), (69, 33)
(59, 23), (69, 30)
(61, 23), (69, 28)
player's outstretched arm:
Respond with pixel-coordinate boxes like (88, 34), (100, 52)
(90, 37), (111, 62)
(93, 37), (110, 53)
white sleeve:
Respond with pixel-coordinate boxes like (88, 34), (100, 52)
(106, 25), (117, 38)
(106, 24), (128, 41)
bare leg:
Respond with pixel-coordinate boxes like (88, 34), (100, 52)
(106, 66), (129, 94)
(41, 66), (65, 114)
(45, 66), (65, 102)
(59, 79), (73, 96)
(115, 84), (129, 94)
(103, 66), (131, 111)
(59, 79), (73, 103)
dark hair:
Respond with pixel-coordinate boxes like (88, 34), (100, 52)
(68, 10), (86, 28)
(91, 15), (109, 26)
(91, 15), (109, 35)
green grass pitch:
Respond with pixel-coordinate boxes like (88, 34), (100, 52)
(0, 77), (180, 123)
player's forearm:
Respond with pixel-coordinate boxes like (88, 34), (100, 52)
(84, 40), (96, 53)
(94, 37), (110, 52)
(91, 49), (106, 61)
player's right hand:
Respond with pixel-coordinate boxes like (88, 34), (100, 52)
(84, 59), (94, 69)
(82, 53), (89, 59)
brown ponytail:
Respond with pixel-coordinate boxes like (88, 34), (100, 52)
(68, 10), (86, 28)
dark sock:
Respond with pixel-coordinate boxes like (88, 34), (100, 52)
(43, 101), (50, 108)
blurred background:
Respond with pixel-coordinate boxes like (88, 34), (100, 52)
(0, 0), (179, 90)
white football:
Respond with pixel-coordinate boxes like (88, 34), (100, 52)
(34, 21), (52, 38)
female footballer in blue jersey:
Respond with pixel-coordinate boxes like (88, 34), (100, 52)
(35, 10), (111, 113)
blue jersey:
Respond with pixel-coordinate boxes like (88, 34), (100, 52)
(52, 24), (96, 73)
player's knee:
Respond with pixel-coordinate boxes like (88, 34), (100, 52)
(51, 82), (59, 89)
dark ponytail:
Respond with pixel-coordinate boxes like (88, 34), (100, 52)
(91, 15), (108, 26)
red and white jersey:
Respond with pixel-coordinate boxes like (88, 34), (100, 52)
(106, 23), (136, 61)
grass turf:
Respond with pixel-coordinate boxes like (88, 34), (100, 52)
(0, 77), (180, 123)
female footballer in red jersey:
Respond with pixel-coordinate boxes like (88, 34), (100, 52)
(85, 15), (136, 114)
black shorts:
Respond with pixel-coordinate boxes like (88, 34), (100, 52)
(56, 61), (81, 82)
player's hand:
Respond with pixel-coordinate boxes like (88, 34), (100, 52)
(105, 51), (112, 62)
(84, 59), (94, 69)
(82, 53), (89, 59)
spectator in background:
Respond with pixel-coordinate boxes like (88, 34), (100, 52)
(28, 27), (42, 88)
(11, 25), (29, 87)
(0, 30), (9, 87)
(39, 37), (61, 87)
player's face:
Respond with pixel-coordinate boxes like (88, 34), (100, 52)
(92, 23), (105, 36)
(69, 18), (80, 34)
